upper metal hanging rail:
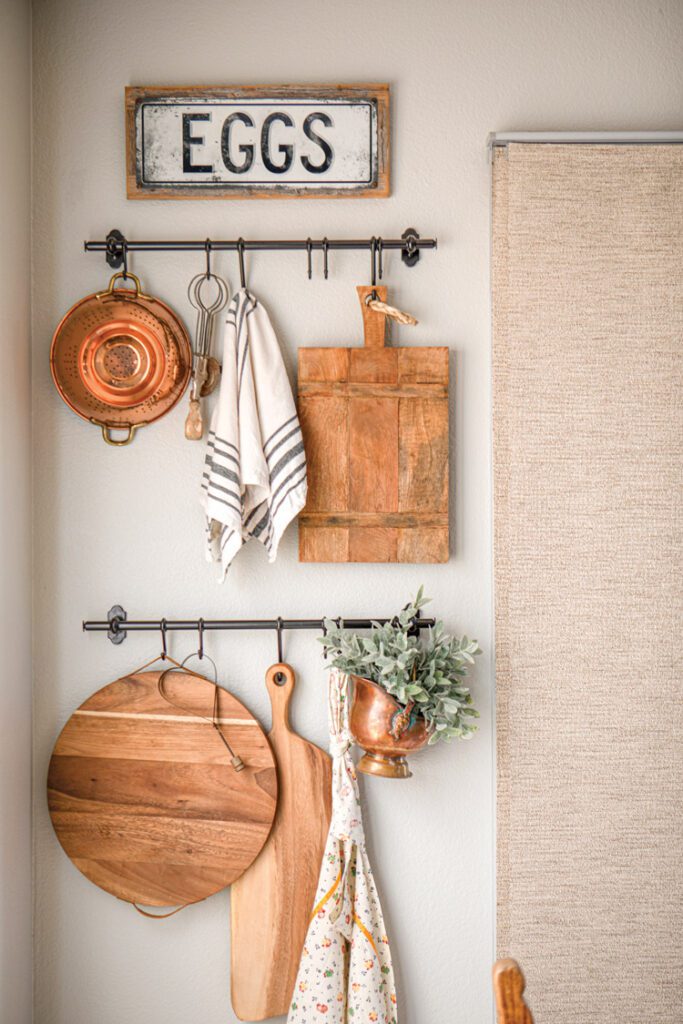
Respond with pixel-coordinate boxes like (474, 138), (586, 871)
(84, 227), (435, 271)
(84, 605), (435, 646)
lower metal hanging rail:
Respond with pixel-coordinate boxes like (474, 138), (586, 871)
(83, 605), (435, 645)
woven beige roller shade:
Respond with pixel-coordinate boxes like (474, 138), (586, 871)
(493, 143), (682, 1023)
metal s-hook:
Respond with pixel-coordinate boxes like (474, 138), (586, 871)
(377, 237), (384, 281)
(205, 238), (212, 279)
(306, 238), (313, 280)
(322, 237), (329, 280)
(370, 237), (378, 300)
(197, 617), (205, 660)
(407, 604), (423, 638)
(237, 238), (246, 289)
(276, 616), (284, 661)
(160, 618), (168, 660)
(122, 240), (129, 281)
(274, 617), (286, 683)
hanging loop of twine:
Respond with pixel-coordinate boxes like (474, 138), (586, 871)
(365, 294), (419, 326)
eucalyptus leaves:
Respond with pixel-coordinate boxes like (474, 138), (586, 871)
(320, 588), (481, 744)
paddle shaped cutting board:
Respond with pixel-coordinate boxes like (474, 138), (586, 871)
(230, 664), (332, 1021)
(298, 285), (450, 562)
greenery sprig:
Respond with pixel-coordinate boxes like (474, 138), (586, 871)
(320, 588), (481, 744)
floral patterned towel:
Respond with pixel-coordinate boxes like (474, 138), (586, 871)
(288, 670), (398, 1024)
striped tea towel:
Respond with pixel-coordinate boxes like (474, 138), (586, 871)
(201, 289), (306, 578)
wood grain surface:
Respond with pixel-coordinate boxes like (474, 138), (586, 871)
(230, 664), (332, 1021)
(47, 668), (277, 907)
(492, 960), (534, 1024)
(298, 285), (449, 561)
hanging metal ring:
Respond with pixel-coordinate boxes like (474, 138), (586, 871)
(157, 652), (245, 771)
(197, 617), (205, 660)
(179, 650), (217, 684)
(322, 238), (330, 280)
(160, 617), (168, 660)
(237, 238), (246, 289)
(205, 238), (212, 279)
(306, 238), (313, 280)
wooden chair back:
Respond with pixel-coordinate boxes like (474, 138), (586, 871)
(492, 959), (534, 1024)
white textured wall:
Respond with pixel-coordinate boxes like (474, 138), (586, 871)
(31, 2), (683, 1023)
(0, 1), (32, 1023)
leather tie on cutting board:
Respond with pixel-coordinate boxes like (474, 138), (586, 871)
(230, 664), (332, 1021)
(297, 285), (450, 563)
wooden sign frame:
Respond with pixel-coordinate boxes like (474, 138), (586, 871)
(125, 84), (390, 200)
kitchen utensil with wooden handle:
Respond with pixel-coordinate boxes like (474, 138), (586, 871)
(230, 663), (332, 1021)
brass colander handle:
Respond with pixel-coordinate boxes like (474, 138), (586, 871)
(96, 272), (150, 301)
(90, 420), (139, 446)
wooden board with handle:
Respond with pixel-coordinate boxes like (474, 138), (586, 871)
(298, 285), (449, 562)
(230, 663), (332, 1021)
(47, 668), (277, 908)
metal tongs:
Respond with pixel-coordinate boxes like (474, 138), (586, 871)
(185, 271), (228, 440)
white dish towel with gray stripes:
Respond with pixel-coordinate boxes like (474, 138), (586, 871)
(201, 289), (306, 578)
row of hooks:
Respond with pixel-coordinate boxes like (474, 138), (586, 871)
(159, 614), (349, 666)
(160, 616), (287, 662)
(161, 614), (292, 682)
(87, 228), (436, 295)
(116, 234), (396, 294)
(119, 235), (386, 296)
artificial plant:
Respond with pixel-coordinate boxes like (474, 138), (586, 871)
(320, 588), (481, 743)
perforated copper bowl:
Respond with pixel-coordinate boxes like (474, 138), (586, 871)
(50, 273), (192, 445)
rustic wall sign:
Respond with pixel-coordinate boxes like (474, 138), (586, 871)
(125, 85), (390, 199)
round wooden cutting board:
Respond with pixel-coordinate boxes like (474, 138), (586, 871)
(47, 668), (277, 907)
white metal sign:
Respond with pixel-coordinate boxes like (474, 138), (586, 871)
(126, 86), (390, 199)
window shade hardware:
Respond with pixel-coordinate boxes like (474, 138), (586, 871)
(488, 130), (683, 154)
(87, 229), (437, 272)
(85, 606), (434, 646)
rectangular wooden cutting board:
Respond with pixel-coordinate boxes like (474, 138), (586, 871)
(298, 286), (449, 562)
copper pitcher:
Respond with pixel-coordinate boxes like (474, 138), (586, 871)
(349, 675), (430, 779)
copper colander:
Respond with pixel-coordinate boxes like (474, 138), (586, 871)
(50, 273), (192, 445)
